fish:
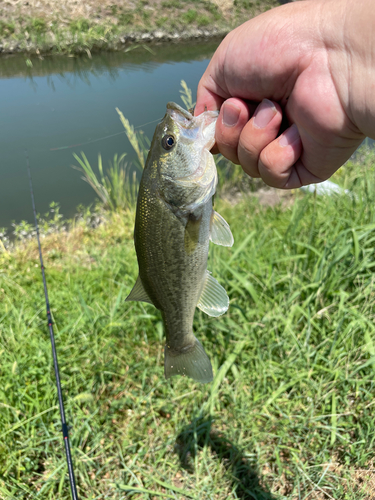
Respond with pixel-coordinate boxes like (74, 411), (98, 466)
(126, 102), (234, 383)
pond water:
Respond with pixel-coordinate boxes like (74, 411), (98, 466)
(0, 41), (221, 230)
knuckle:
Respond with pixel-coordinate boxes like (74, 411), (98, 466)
(238, 145), (260, 177)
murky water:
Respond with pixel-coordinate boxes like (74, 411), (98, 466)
(0, 41), (221, 230)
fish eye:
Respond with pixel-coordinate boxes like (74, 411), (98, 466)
(162, 134), (175, 150)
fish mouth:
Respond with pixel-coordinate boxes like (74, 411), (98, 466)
(166, 102), (218, 144)
(166, 102), (193, 121)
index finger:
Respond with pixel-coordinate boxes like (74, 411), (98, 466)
(195, 76), (226, 115)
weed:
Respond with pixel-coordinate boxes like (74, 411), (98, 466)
(155, 16), (168, 27)
(73, 152), (139, 211)
(142, 10), (151, 23)
(206, 4), (222, 20)
(182, 8), (198, 23)
(72, 106), (148, 212)
(11, 203), (66, 244)
(91, 23), (111, 38)
(197, 14), (210, 26)
(161, 0), (182, 8)
(116, 107), (149, 169)
(0, 20), (15, 37)
(69, 18), (90, 33)
(118, 11), (134, 25)
(26, 17), (47, 35)
(179, 79), (195, 110)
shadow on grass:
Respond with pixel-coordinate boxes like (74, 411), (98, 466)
(175, 417), (275, 500)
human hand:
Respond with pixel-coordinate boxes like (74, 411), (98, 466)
(196, 0), (374, 188)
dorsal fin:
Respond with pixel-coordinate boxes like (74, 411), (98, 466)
(126, 275), (154, 305)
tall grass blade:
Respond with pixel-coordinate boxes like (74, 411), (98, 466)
(73, 151), (138, 211)
(331, 392), (337, 446)
(262, 372), (311, 410)
(220, 258), (260, 305)
(0, 406), (58, 439)
(116, 107), (147, 169)
(116, 484), (182, 498)
(180, 79), (194, 110)
(207, 340), (247, 414)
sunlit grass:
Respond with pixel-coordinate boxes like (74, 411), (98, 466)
(73, 152), (140, 212)
(0, 0), (280, 55)
(1, 146), (375, 498)
(72, 106), (148, 214)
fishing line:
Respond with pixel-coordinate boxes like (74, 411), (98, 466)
(48, 117), (161, 151)
(25, 150), (79, 500)
(49, 130), (126, 151)
(134, 117), (163, 129)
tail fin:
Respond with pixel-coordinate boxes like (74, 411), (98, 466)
(164, 337), (213, 384)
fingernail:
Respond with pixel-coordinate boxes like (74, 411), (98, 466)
(222, 102), (241, 127)
(279, 124), (300, 147)
(253, 99), (277, 128)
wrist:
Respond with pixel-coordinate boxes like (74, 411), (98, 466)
(321, 0), (375, 139)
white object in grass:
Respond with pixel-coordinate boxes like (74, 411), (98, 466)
(300, 180), (350, 196)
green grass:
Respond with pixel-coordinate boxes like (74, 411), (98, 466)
(69, 19), (91, 34)
(26, 17), (48, 35)
(0, 20), (15, 37)
(73, 152), (140, 212)
(182, 9), (199, 23)
(2, 141), (375, 497)
(0, 0), (280, 55)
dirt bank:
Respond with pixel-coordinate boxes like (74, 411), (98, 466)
(0, 0), (280, 55)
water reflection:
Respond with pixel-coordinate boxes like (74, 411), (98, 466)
(0, 40), (221, 82)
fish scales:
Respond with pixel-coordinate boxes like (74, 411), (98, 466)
(136, 176), (211, 343)
(126, 102), (234, 383)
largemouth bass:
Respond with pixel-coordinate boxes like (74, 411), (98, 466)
(126, 102), (233, 383)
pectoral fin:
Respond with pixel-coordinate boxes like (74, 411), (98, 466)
(126, 275), (154, 305)
(197, 271), (229, 317)
(210, 211), (234, 247)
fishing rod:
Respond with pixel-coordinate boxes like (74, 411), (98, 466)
(25, 151), (79, 500)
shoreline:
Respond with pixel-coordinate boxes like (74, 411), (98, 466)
(0, 26), (230, 56)
(0, 0), (280, 56)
